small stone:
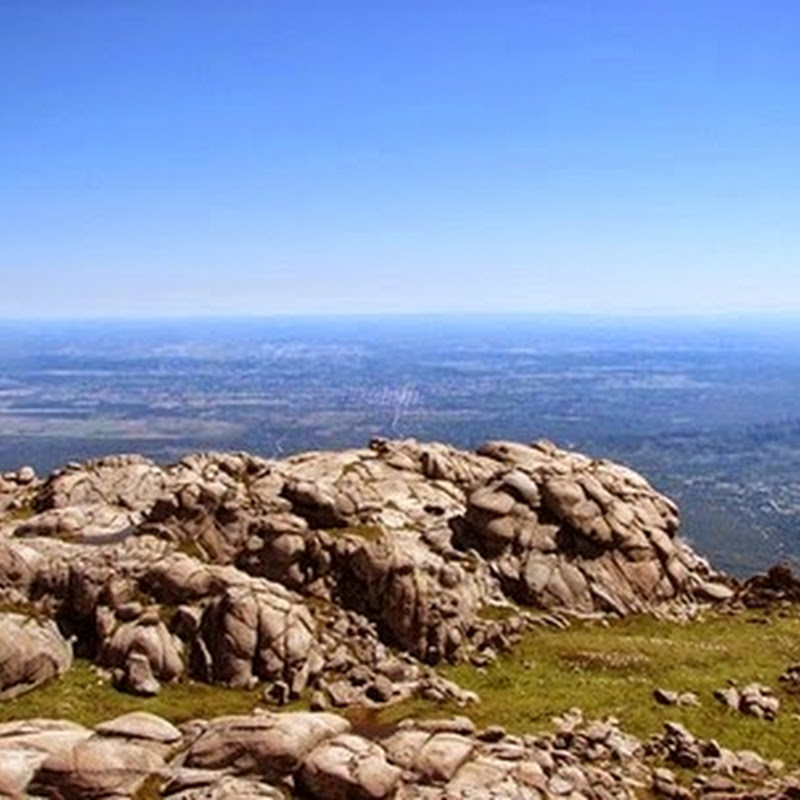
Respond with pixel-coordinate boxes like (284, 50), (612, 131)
(654, 688), (679, 706)
(478, 724), (506, 743)
(365, 675), (394, 703)
(309, 690), (328, 712)
(17, 466), (36, 485)
(120, 652), (160, 696)
(264, 681), (290, 706)
(714, 685), (741, 711)
(327, 680), (358, 708)
(414, 733), (474, 782)
(548, 773), (575, 795)
(735, 749), (769, 778)
(677, 692), (700, 707)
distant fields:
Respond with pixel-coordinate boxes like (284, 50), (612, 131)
(1, 315), (799, 574)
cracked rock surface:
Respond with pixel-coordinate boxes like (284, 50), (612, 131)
(0, 709), (797, 799)
(0, 439), (758, 797)
(0, 439), (733, 706)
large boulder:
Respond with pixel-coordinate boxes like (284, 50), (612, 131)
(0, 613), (72, 699)
(0, 719), (92, 798)
(31, 735), (166, 799)
(33, 454), (167, 513)
(99, 609), (185, 685)
(0, 538), (46, 594)
(184, 712), (351, 778)
(143, 554), (321, 691)
(198, 581), (318, 690)
(298, 732), (402, 799)
(333, 529), (486, 664)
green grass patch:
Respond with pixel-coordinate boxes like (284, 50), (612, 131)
(0, 660), (261, 727)
(375, 607), (800, 768)
(6, 607), (800, 771)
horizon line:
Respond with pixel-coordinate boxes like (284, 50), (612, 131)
(2, 309), (800, 325)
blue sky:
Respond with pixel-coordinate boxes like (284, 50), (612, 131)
(2, 1), (799, 318)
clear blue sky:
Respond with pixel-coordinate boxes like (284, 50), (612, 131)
(2, 1), (799, 318)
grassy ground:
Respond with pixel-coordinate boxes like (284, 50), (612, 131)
(3, 605), (800, 770)
(0, 660), (260, 727)
(374, 605), (800, 768)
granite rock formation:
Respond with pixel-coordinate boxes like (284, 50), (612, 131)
(0, 708), (795, 799)
(0, 438), (733, 706)
(1, 438), (787, 798)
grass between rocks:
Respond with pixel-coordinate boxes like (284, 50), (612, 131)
(330, 524), (385, 542)
(0, 660), (261, 728)
(4, 606), (800, 772)
(372, 606), (800, 768)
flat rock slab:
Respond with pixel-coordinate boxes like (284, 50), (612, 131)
(32, 736), (165, 799)
(94, 711), (183, 744)
(185, 712), (351, 777)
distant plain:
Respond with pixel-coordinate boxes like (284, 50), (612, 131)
(1, 315), (798, 576)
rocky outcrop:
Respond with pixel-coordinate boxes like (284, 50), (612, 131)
(461, 440), (729, 615)
(1, 439), (798, 799)
(1, 708), (797, 799)
(0, 438), (734, 707)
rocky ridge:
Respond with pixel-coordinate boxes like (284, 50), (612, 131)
(0, 438), (768, 798)
(0, 438), (733, 700)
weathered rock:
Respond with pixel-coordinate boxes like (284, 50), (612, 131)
(0, 613), (72, 699)
(34, 454), (167, 513)
(715, 682), (780, 720)
(0, 720), (93, 797)
(734, 562), (800, 607)
(0, 539), (47, 592)
(141, 553), (322, 691)
(101, 614), (184, 685)
(414, 732), (475, 782)
(94, 711), (182, 745)
(31, 735), (165, 799)
(118, 651), (162, 696)
(198, 580), (318, 690)
(461, 439), (726, 617)
(299, 733), (402, 799)
(0, 438), (738, 716)
(0, 746), (50, 798)
(654, 688), (700, 707)
(163, 770), (287, 799)
(4, 708), (793, 800)
(184, 712), (351, 777)
(14, 504), (142, 542)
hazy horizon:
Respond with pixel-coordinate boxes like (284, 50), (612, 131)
(3, 310), (800, 324)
